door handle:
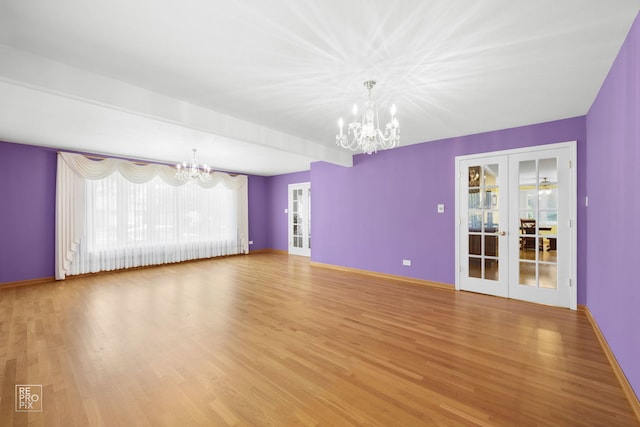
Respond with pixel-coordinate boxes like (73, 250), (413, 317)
(499, 230), (507, 236)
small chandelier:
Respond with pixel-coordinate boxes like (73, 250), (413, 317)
(539, 177), (552, 195)
(336, 80), (400, 154)
(175, 148), (211, 182)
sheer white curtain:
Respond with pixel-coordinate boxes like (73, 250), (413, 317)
(56, 152), (248, 279)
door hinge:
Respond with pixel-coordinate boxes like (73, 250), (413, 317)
(568, 219), (572, 228)
(569, 160), (572, 169)
(569, 278), (573, 288)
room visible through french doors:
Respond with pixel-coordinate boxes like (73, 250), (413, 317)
(456, 142), (576, 309)
(288, 182), (311, 257)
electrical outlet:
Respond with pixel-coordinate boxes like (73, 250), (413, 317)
(402, 259), (411, 266)
(249, 241), (254, 245)
(437, 204), (445, 213)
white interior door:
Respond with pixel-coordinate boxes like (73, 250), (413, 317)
(508, 148), (573, 307)
(458, 156), (509, 298)
(288, 182), (311, 257)
(456, 142), (576, 309)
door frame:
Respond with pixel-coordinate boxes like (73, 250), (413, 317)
(454, 141), (577, 309)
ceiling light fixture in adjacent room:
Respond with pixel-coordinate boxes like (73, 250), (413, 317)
(175, 148), (211, 182)
(539, 177), (553, 195)
(336, 80), (400, 155)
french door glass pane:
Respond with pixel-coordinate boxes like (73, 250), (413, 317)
(485, 259), (499, 281)
(484, 211), (499, 232)
(469, 235), (481, 256)
(469, 166), (481, 187)
(539, 264), (557, 289)
(518, 158), (558, 288)
(519, 262), (536, 286)
(485, 235), (498, 257)
(469, 257), (481, 278)
(469, 212), (482, 232)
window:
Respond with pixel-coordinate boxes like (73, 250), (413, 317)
(55, 152), (248, 279)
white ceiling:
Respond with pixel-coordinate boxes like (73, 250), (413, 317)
(0, 0), (638, 176)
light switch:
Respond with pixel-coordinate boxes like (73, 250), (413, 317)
(437, 204), (445, 213)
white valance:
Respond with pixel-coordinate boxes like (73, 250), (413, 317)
(58, 151), (246, 189)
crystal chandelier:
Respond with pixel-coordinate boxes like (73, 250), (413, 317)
(336, 80), (400, 154)
(175, 148), (211, 182)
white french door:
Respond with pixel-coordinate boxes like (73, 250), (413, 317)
(456, 142), (576, 309)
(508, 149), (573, 307)
(458, 155), (510, 298)
(288, 182), (311, 257)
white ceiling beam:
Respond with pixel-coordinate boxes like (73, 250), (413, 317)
(0, 44), (353, 169)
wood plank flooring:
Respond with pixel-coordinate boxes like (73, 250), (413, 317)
(0, 253), (637, 426)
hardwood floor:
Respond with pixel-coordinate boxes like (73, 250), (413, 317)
(1, 253), (637, 426)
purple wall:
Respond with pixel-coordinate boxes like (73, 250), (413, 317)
(264, 170), (310, 251)
(248, 175), (268, 251)
(586, 12), (640, 398)
(311, 117), (587, 292)
(0, 140), (271, 284)
(0, 142), (57, 283)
